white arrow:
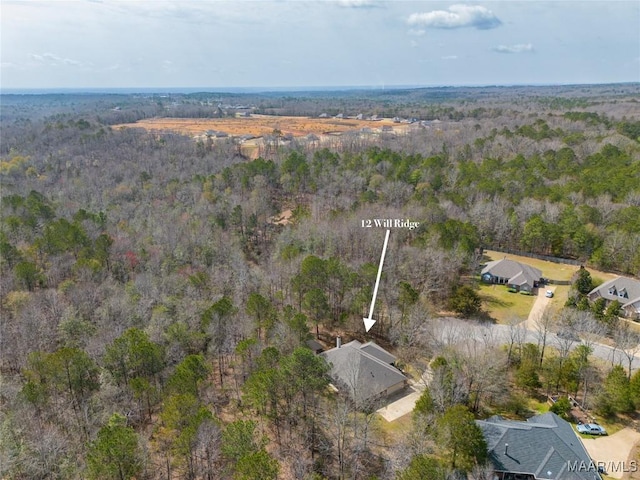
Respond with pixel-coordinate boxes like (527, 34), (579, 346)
(364, 229), (390, 333)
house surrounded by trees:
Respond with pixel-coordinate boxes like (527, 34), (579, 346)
(320, 338), (407, 405)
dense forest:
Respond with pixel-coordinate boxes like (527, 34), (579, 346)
(1, 84), (639, 479)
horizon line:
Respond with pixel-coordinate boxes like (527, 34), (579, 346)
(2, 81), (639, 96)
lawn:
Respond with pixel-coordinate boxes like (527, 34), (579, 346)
(480, 251), (622, 324)
(483, 250), (619, 284)
(373, 410), (413, 443)
(527, 397), (551, 415)
(483, 250), (581, 282)
(479, 283), (537, 323)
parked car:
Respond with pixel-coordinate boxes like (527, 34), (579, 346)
(577, 423), (607, 435)
(545, 290), (554, 298)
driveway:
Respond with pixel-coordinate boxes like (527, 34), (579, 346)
(376, 381), (424, 422)
(579, 427), (640, 479)
(524, 286), (555, 329)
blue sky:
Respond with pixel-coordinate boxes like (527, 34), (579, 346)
(1, 0), (639, 90)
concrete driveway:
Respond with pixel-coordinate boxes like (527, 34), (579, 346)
(376, 389), (422, 422)
(524, 286), (555, 329)
(579, 427), (640, 479)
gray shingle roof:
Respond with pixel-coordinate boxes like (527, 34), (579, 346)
(359, 341), (397, 364)
(481, 259), (542, 288)
(320, 340), (406, 403)
(477, 413), (601, 480)
(588, 276), (640, 308)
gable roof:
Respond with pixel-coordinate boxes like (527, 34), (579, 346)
(588, 276), (640, 308)
(320, 340), (406, 403)
(477, 413), (600, 480)
(359, 341), (397, 364)
(481, 258), (542, 288)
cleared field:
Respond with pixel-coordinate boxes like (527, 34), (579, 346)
(112, 114), (397, 138)
(483, 250), (619, 283)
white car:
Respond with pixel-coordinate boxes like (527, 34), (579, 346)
(577, 423), (607, 435)
(545, 290), (554, 298)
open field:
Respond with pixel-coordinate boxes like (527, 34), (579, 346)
(112, 114), (399, 138)
(483, 250), (580, 281)
(483, 250), (620, 284)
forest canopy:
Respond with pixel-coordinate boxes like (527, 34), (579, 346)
(1, 83), (639, 479)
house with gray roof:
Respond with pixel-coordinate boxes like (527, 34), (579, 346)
(481, 258), (542, 293)
(588, 276), (640, 320)
(477, 413), (601, 480)
(320, 339), (407, 405)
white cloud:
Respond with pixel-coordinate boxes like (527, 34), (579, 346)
(492, 43), (534, 54)
(441, 55), (458, 60)
(407, 4), (501, 30)
(408, 28), (426, 36)
(29, 52), (83, 66)
(336, 0), (378, 8)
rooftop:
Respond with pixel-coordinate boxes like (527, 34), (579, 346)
(481, 258), (542, 287)
(589, 276), (640, 306)
(320, 340), (406, 404)
(477, 412), (600, 480)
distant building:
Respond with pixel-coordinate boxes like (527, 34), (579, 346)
(320, 339), (407, 405)
(477, 413), (601, 480)
(205, 130), (228, 138)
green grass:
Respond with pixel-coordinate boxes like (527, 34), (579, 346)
(483, 250), (580, 281)
(528, 397), (550, 415)
(374, 410), (413, 441)
(479, 283), (537, 323)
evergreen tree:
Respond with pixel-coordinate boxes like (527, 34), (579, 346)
(87, 413), (142, 480)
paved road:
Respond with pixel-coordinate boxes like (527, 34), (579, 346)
(421, 314), (640, 373)
(525, 287), (640, 372)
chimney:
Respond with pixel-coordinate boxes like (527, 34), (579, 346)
(336, 336), (342, 349)
(504, 443), (509, 455)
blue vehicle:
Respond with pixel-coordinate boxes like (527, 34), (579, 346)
(577, 423), (607, 435)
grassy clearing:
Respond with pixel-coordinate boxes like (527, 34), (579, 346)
(587, 414), (630, 436)
(479, 283), (537, 323)
(373, 411), (413, 443)
(528, 397), (550, 415)
(483, 250), (580, 281)
(483, 250), (620, 284)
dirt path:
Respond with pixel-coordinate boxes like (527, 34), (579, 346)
(579, 428), (640, 478)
